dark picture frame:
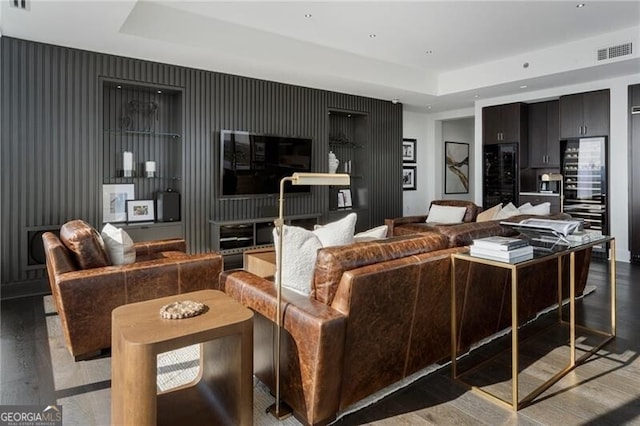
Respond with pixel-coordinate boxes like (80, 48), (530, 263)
(402, 138), (417, 163)
(445, 141), (470, 194)
(402, 165), (417, 191)
(126, 199), (155, 223)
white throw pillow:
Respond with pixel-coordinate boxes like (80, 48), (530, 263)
(519, 202), (551, 215)
(354, 225), (388, 242)
(101, 223), (136, 265)
(312, 213), (357, 247)
(476, 203), (502, 222)
(494, 202), (521, 220)
(518, 202), (533, 212)
(425, 204), (467, 224)
(274, 213), (357, 295)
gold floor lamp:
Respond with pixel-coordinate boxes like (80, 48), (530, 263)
(541, 173), (564, 212)
(268, 172), (350, 420)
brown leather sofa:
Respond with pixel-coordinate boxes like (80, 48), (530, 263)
(219, 230), (591, 425)
(385, 199), (480, 237)
(43, 220), (223, 360)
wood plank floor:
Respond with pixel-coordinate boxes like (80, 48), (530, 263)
(2, 259), (639, 425)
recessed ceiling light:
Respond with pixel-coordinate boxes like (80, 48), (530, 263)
(425, 50), (433, 54)
(474, 94), (479, 98)
(427, 105), (432, 110)
(304, 13), (312, 18)
(576, 3), (585, 8)
(157, 90), (162, 94)
(519, 85), (528, 89)
(369, 34), (376, 38)
(116, 85), (122, 89)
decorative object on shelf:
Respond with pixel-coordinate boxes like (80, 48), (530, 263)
(328, 151), (340, 173)
(156, 189), (180, 222)
(126, 199), (155, 223)
(122, 151), (134, 177)
(145, 161), (156, 178)
(445, 141), (469, 194)
(343, 160), (352, 174)
(123, 99), (158, 131)
(159, 300), (207, 319)
(338, 188), (353, 208)
(403, 165), (417, 191)
(402, 138), (416, 163)
(102, 184), (135, 223)
(269, 172), (350, 420)
(541, 173), (564, 212)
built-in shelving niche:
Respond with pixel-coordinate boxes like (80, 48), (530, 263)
(102, 80), (183, 201)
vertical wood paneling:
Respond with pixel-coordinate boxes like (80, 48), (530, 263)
(1, 37), (402, 295)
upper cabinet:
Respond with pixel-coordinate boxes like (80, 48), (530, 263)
(559, 89), (610, 139)
(483, 102), (528, 167)
(528, 100), (560, 168)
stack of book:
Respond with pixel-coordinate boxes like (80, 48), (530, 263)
(470, 236), (534, 263)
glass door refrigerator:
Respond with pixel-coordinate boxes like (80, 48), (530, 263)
(560, 136), (608, 239)
(483, 143), (518, 208)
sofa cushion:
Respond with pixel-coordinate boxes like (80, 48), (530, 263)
(518, 202), (551, 215)
(476, 203), (502, 222)
(101, 223), (136, 265)
(426, 204), (467, 224)
(313, 233), (449, 305)
(434, 221), (519, 247)
(60, 220), (111, 269)
(494, 202), (520, 220)
(354, 224), (388, 242)
(274, 213), (357, 296)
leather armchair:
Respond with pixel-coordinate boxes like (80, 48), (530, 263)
(43, 220), (223, 360)
(386, 199), (480, 237)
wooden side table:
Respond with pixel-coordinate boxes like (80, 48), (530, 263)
(111, 290), (253, 426)
(243, 247), (276, 278)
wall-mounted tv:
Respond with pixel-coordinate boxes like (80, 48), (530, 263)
(220, 130), (313, 197)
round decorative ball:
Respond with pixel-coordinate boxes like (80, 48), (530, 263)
(160, 300), (206, 319)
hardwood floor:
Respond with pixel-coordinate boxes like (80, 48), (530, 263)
(1, 259), (639, 425)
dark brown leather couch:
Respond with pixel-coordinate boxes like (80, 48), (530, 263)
(43, 220), (223, 360)
(219, 230), (592, 425)
(385, 199), (480, 237)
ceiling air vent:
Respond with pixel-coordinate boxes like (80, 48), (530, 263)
(597, 42), (632, 61)
(10, 0), (29, 10)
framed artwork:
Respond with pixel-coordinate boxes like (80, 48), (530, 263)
(445, 141), (470, 194)
(102, 184), (135, 223)
(402, 138), (417, 163)
(126, 199), (155, 222)
(339, 189), (353, 208)
(402, 165), (417, 191)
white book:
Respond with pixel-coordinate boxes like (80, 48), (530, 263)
(472, 236), (529, 251)
(470, 245), (534, 260)
(469, 248), (534, 264)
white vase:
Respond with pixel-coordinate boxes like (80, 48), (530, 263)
(328, 151), (340, 173)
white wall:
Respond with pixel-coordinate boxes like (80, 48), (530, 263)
(405, 73), (638, 262)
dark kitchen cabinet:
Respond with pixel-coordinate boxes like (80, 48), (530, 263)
(483, 102), (528, 167)
(528, 100), (560, 168)
(559, 89), (610, 138)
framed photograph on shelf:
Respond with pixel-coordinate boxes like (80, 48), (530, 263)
(339, 189), (353, 208)
(445, 141), (470, 194)
(102, 184), (135, 223)
(402, 138), (417, 163)
(126, 199), (155, 223)
(403, 165), (417, 191)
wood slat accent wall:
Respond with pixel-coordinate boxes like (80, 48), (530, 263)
(0, 37), (403, 297)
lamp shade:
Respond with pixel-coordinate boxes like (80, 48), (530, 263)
(290, 172), (350, 186)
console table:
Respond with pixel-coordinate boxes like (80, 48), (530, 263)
(451, 237), (615, 410)
(111, 290), (253, 426)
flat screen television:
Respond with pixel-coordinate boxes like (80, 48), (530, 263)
(220, 130), (313, 197)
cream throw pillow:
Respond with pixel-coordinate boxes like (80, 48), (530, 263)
(426, 204), (467, 224)
(519, 202), (551, 215)
(101, 223), (136, 265)
(354, 224), (388, 242)
(274, 213), (357, 295)
(476, 203), (502, 222)
(494, 202), (520, 220)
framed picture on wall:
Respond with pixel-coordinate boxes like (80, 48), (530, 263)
(102, 184), (135, 223)
(445, 141), (470, 194)
(402, 138), (417, 163)
(126, 199), (155, 223)
(403, 165), (417, 191)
